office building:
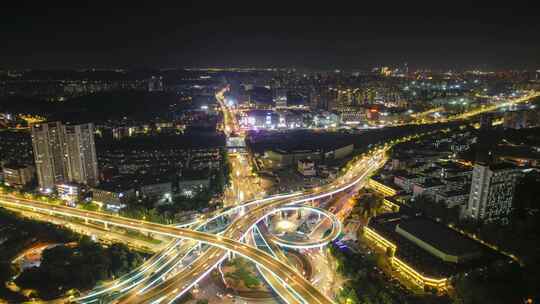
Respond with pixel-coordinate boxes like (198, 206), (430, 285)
(464, 163), (522, 223)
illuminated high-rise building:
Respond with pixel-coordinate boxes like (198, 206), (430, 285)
(31, 122), (99, 191)
(31, 122), (67, 191)
(464, 136), (521, 223)
(464, 162), (521, 223)
(63, 123), (99, 186)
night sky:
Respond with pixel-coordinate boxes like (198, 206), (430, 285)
(2, 7), (539, 70)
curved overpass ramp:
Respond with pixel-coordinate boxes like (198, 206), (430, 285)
(0, 196), (334, 304)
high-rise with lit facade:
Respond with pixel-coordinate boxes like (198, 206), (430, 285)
(464, 163), (521, 223)
(31, 122), (98, 191)
(31, 122), (67, 191)
(63, 123), (99, 186)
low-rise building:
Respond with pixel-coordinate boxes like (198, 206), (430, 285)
(365, 215), (490, 290)
(368, 176), (402, 197)
(412, 178), (446, 198)
(92, 179), (136, 211)
(436, 162), (473, 179)
(408, 161), (431, 174)
(2, 164), (35, 188)
(394, 173), (425, 192)
(139, 178), (172, 205)
(265, 149), (321, 167)
(390, 156), (413, 171)
(265, 143), (353, 167)
(56, 183), (82, 206)
(178, 170), (211, 197)
(435, 188), (470, 208)
(395, 218), (482, 263)
(297, 159), (316, 177)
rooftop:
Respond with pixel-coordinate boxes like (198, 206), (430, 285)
(94, 177), (135, 192)
(94, 174), (172, 192)
(248, 130), (356, 154)
(396, 218), (481, 257)
(485, 162), (520, 171)
(395, 173), (423, 180)
(414, 178), (445, 188)
(438, 187), (470, 198)
(368, 215), (503, 278)
(437, 161), (473, 173)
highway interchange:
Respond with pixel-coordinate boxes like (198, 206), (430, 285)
(0, 148), (387, 304)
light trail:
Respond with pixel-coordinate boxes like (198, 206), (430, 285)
(0, 152), (384, 304)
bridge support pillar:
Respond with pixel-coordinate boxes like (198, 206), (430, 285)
(104, 222), (108, 230)
(85, 218), (89, 224)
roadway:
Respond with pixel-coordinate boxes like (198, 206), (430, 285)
(0, 150), (387, 304)
(4, 206), (168, 253)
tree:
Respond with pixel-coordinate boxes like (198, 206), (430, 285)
(453, 261), (527, 304)
(337, 283), (359, 304)
(14, 241), (143, 300)
(356, 193), (383, 218)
